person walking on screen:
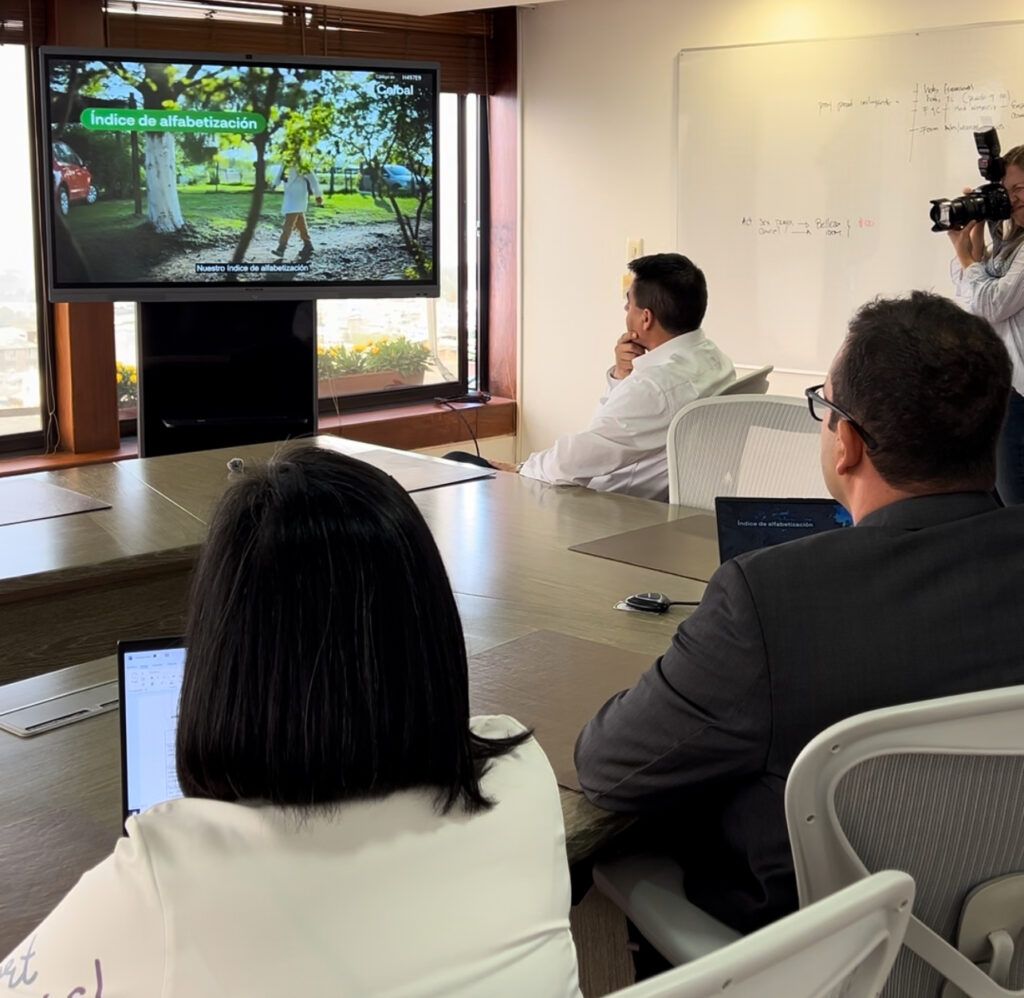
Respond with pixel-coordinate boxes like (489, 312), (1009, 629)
(272, 162), (322, 261)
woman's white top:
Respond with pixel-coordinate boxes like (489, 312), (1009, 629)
(1, 716), (581, 998)
(951, 237), (1024, 395)
(281, 167), (322, 214)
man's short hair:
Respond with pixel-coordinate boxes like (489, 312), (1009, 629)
(628, 253), (707, 335)
(831, 291), (1011, 489)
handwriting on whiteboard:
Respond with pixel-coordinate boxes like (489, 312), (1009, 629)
(817, 96), (900, 113)
(814, 82), (1022, 156)
(740, 217), (875, 238)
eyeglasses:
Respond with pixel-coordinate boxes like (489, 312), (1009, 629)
(804, 384), (879, 452)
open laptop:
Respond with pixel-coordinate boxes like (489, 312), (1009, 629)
(715, 496), (853, 562)
(118, 636), (187, 821)
(570, 496), (853, 585)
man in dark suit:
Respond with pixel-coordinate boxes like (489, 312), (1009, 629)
(574, 291), (1024, 934)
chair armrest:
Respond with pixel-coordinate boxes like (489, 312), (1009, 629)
(593, 853), (742, 965)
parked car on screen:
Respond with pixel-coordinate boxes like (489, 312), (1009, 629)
(359, 163), (415, 195)
(52, 140), (97, 215)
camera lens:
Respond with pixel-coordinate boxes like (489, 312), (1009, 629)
(929, 184), (1012, 232)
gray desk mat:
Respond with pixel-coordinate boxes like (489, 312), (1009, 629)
(469, 630), (652, 791)
(0, 478), (112, 528)
(569, 513), (719, 583)
(356, 448), (494, 492)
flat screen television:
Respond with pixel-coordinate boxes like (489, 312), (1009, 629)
(38, 47), (439, 302)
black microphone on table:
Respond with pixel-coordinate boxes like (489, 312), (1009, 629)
(621, 591), (701, 613)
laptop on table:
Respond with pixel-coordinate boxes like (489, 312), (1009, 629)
(570, 496), (853, 585)
(118, 636), (187, 822)
(715, 496), (853, 563)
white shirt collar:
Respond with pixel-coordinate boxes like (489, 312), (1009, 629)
(631, 327), (706, 372)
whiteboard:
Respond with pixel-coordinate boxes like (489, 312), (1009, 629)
(677, 23), (1024, 375)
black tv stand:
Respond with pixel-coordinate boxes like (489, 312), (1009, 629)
(137, 299), (317, 458)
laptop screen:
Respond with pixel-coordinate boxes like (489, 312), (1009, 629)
(118, 639), (186, 819)
(715, 497), (853, 562)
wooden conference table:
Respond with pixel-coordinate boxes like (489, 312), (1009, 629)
(0, 437), (706, 953)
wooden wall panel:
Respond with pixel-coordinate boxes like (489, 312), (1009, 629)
(47, 0), (120, 453)
(487, 8), (518, 401)
(52, 302), (119, 453)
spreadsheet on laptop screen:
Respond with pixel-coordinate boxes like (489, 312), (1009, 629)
(121, 645), (186, 817)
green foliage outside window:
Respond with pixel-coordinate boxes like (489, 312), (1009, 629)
(116, 362), (138, 405)
(367, 336), (431, 376)
(317, 336), (430, 379)
(317, 344), (367, 376)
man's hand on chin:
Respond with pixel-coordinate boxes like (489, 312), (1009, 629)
(613, 330), (646, 380)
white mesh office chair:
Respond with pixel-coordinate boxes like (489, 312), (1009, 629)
(719, 364), (774, 396)
(610, 871), (914, 998)
(785, 685), (1024, 998)
(666, 395), (824, 508)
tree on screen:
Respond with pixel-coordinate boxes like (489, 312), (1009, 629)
(108, 62), (213, 233)
(225, 68), (324, 264)
(176, 70), (237, 188)
(276, 102), (337, 174)
(330, 77), (435, 279)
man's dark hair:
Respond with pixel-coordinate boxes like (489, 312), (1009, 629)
(831, 291), (1011, 489)
(628, 253), (707, 334)
(176, 445), (529, 813)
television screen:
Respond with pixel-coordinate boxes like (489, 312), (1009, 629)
(39, 47), (439, 301)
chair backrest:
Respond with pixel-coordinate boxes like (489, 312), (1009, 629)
(785, 686), (1024, 998)
(666, 394), (824, 508)
(612, 871), (914, 998)
(719, 364), (774, 396)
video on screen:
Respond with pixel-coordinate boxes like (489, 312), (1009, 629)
(43, 52), (437, 296)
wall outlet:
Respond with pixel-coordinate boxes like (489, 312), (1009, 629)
(626, 237), (644, 262)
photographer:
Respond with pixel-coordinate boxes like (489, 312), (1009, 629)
(949, 144), (1024, 504)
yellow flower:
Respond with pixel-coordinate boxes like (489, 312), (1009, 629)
(353, 343), (366, 353)
(130, 373), (137, 383)
(371, 347), (380, 355)
(420, 344), (430, 352)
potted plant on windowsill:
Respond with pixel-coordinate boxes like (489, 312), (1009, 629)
(364, 336), (432, 386)
(116, 361), (138, 419)
(317, 344), (404, 397)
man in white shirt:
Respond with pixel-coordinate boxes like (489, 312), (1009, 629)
(500, 253), (735, 501)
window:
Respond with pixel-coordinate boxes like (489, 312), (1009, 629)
(0, 45), (43, 448)
(116, 90), (484, 420)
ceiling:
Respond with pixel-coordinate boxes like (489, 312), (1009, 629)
(311, 0), (563, 13)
